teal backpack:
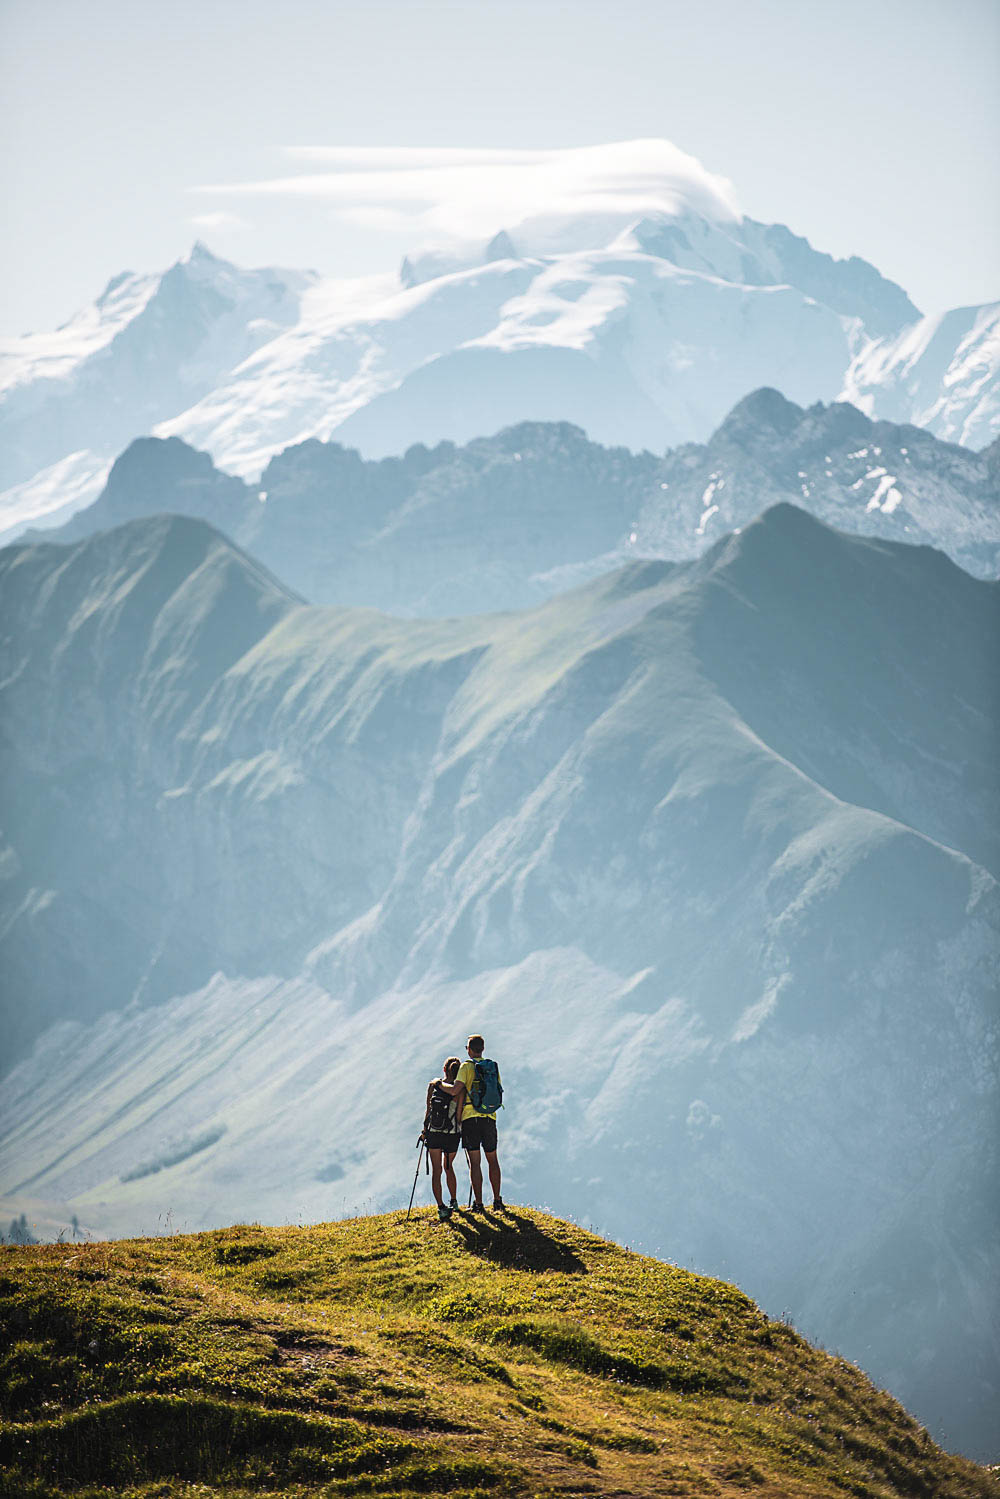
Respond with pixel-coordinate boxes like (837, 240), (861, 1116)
(470, 1058), (503, 1113)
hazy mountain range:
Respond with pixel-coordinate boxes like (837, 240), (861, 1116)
(37, 391), (1000, 617)
(1, 203), (996, 544)
(1, 503), (997, 1458)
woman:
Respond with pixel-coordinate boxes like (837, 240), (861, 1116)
(423, 1056), (462, 1221)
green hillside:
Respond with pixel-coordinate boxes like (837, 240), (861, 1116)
(1, 1207), (994, 1499)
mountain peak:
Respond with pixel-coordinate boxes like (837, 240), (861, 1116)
(708, 387), (877, 455)
(712, 386), (804, 443)
(49, 436), (254, 546)
(170, 240), (237, 283)
(484, 228), (517, 262)
(185, 239), (223, 265)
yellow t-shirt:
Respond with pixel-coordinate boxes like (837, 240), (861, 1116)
(457, 1059), (501, 1121)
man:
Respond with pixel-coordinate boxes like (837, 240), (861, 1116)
(453, 1033), (504, 1212)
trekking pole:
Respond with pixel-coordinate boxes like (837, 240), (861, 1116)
(465, 1148), (474, 1208)
(406, 1136), (425, 1221)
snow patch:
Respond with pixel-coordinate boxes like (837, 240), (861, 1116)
(701, 474), (723, 507)
(866, 473), (902, 513)
(696, 503), (719, 536)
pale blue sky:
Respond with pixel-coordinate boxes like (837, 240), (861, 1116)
(2, 0), (997, 337)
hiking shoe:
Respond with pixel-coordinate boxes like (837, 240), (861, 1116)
(437, 1204), (452, 1222)
(448, 1198), (458, 1209)
(470, 1201), (485, 1214)
(492, 1197), (505, 1211)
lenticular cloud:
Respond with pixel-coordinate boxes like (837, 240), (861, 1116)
(196, 139), (742, 250)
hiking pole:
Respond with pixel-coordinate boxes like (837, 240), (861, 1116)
(406, 1136), (425, 1221)
(465, 1148), (474, 1208)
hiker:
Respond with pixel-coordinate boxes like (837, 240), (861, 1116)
(444, 1034), (504, 1213)
(423, 1056), (462, 1221)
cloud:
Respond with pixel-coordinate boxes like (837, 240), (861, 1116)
(192, 140), (740, 251)
(190, 210), (251, 233)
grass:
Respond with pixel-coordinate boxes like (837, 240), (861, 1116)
(0, 1205), (996, 1498)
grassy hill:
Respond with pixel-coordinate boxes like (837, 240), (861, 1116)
(1, 1207), (995, 1498)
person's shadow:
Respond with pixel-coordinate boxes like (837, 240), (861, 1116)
(447, 1208), (586, 1274)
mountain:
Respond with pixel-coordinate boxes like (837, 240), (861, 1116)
(1, 504), (997, 1458)
(843, 301), (1000, 451)
(2, 1210), (997, 1498)
(43, 398), (1000, 619)
(0, 244), (315, 535)
(2, 166), (996, 544)
(146, 210), (923, 469)
(636, 387), (1000, 577)
(401, 206), (919, 336)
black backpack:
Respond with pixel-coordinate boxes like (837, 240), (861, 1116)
(425, 1082), (456, 1134)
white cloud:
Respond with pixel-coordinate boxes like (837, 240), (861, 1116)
(193, 140), (740, 252)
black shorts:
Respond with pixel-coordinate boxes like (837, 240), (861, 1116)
(425, 1131), (460, 1154)
(461, 1116), (498, 1153)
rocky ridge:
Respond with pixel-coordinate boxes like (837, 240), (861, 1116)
(38, 395), (1000, 620)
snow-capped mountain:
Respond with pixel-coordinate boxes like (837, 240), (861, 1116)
(0, 244), (315, 529)
(146, 205), (923, 470)
(403, 207), (920, 337)
(1, 505), (997, 1457)
(1, 150), (996, 545)
(842, 300), (1000, 450)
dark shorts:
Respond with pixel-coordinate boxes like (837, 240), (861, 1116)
(461, 1116), (498, 1153)
(425, 1131), (460, 1154)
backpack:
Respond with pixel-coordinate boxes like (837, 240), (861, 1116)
(470, 1058), (503, 1114)
(425, 1083), (456, 1135)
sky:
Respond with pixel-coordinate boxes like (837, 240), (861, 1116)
(1, 0), (998, 338)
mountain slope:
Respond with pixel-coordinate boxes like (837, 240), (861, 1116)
(320, 254), (856, 460)
(0, 514), (301, 1054)
(1, 505), (997, 1457)
(843, 301), (1000, 451)
(689, 504), (1000, 879)
(2, 1209), (996, 1498)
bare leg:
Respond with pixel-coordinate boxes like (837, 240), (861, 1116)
(444, 1152), (458, 1203)
(429, 1149), (444, 1207)
(467, 1149), (484, 1205)
(485, 1149), (502, 1202)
